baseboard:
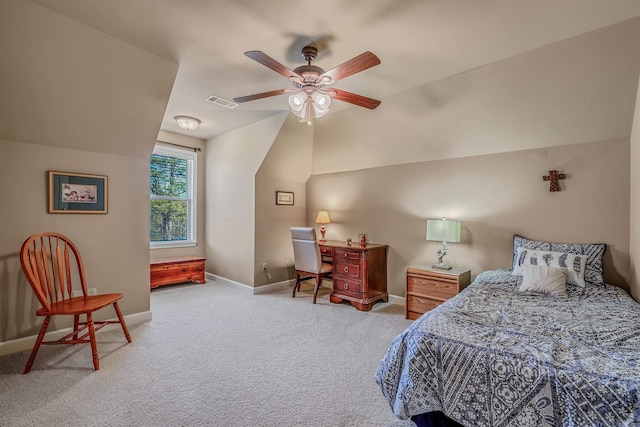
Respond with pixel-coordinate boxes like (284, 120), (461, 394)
(0, 310), (152, 357)
(388, 293), (405, 307)
(205, 272), (294, 295)
(206, 272), (406, 305)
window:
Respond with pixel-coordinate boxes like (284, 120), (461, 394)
(150, 145), (197, 248)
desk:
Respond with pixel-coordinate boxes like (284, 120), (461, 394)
(319, 240), (388, 311)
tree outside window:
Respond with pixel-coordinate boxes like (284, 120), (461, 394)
(150, 145), (196, 247)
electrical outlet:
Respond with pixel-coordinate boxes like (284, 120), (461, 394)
(261, 262), (267, 271)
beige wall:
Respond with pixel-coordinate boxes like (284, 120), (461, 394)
(0, 1), (177, 353)
(205, 113), (288, 286)
(630, 72), (640, 300)
(307, 139), (630, 297)
(0, 140), (152, 342)
(254, 115), (314, 287)
(151, 131), (207, 260)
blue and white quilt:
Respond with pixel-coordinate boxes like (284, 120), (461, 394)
(376, 269), (640, 426)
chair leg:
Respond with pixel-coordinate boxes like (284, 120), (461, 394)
(73, 314), (80, 340)
(313, 275), (321, 304)
(24, 315), (51, 374)
(113, 302), (132, 343)
(86, 313), (99, 371)
(292, 272), (301, 298)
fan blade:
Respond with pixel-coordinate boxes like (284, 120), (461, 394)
(244, 51), (302, 83)
(319, 51), (380, 84)
(233, 88), (297, 103)
(329, 88), (381, 110)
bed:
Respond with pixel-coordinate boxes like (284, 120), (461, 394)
(376, 235), (640, 427)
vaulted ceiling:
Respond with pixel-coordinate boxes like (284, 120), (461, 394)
(21, 0), (640, 140)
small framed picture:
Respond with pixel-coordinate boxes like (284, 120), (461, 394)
(275, 191), (294, 206)
(48, 171), (108, 214)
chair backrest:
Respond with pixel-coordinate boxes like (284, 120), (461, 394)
(290, 227), (323, 274)
(20, 232), (88, 312)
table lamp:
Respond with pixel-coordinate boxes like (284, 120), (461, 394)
(426, 218), (461, 270)
(315, 211), (331, 243)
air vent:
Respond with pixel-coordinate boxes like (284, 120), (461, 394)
(206, 95), (239, 109)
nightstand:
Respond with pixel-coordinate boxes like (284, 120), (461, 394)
(406, 265), (471, 320)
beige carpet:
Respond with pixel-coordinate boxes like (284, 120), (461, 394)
(0, 278), (416, 427)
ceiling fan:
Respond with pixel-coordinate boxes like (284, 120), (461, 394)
(233, 45), (381, 124)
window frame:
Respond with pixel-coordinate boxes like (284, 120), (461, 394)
(150, 144), (197, 249)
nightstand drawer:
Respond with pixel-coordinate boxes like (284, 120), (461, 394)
(407, 277), (457, 300)
(334, 278), (361, 296)
(407, 295), (443, 315)
(335, 261), (361, 278)
(405, 266), (471, 320)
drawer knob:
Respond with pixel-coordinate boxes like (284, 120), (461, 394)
(344, 267), (349, 273)
(344, 284), (349, 290)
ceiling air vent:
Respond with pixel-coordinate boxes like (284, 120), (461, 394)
(206, 95), (239, 109)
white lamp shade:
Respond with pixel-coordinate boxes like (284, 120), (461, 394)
(426, 219), (461, 243)
(288, 93), (307, 115)
(311, 92), (331, 117)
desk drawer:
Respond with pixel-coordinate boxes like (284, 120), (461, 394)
(334, 278), (361, 297)
(334, 248), (361, 261)
(320, 246), (333, 257)
(335, 261), (361, 279)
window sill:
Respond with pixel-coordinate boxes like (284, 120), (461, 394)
(150, 241), (197, 249)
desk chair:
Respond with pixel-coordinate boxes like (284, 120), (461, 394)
(290, 227), (333, 304)
(19, 232), (132, 373)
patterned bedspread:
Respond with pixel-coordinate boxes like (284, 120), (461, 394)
(375, 269), (640, 426)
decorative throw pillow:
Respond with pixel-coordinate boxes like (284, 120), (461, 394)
(511, 247), (587, 287)
(512, 234), (606, 284)
(519, 264), (568, 297)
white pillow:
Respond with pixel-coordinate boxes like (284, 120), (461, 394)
(511, 247), (587, 288)
(519, 264), (568, 297)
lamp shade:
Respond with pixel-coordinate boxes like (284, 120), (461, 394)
(426, 218), (460, 243)
(315, 211), (331, 224)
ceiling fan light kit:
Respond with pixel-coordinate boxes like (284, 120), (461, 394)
(174, 115), (201, 131)
(233, 44), (381, 125)
(289, 91), (332, 126)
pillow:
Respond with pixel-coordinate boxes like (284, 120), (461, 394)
(519, 264), (567, 297)
(512, 234), (606, 284)
(511, 247), (587, 287)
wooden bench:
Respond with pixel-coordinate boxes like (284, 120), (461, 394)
(150, 256), (206, 289)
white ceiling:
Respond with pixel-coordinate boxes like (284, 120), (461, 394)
(33, 0), (640, 140)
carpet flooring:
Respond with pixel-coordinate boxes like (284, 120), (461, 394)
(0, 278), (416, 427)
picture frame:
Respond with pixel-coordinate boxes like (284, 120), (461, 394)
(275, 191), (294, 206)
(48, 171), (108, 214)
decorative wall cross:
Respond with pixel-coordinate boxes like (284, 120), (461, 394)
(543, 170), (566, 192)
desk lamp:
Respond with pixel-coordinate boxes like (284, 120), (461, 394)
(315, 211), (331, 243)
(426, 218), (461, 270)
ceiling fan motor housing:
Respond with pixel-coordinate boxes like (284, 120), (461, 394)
(301, 45), (318, 62)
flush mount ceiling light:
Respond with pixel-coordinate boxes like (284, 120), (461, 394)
(174, 115), (201, 131)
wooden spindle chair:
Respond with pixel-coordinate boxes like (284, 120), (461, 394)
(19, 232), (131, 373)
